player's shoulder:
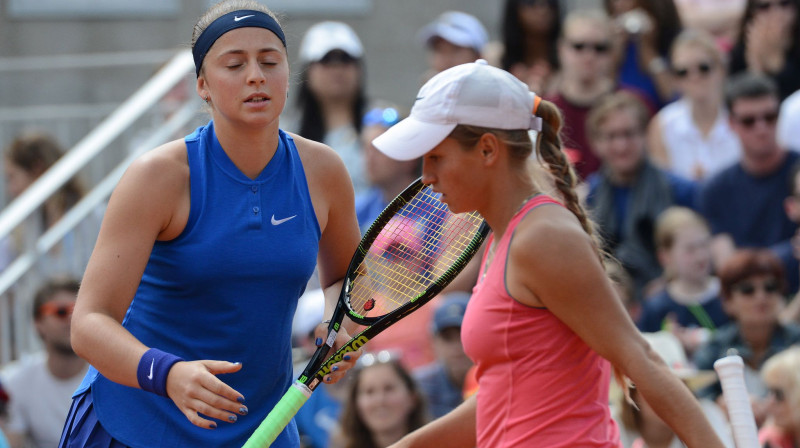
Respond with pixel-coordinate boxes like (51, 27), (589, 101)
(287, 131), (352, 191)
(124, 139), (189, 188)
(287, 131), (345, 167)
(512, 201), (593, 260)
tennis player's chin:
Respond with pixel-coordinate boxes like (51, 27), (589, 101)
(441, 197), (470, 214)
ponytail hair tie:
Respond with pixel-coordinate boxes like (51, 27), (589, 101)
(529, 94), (543, 131)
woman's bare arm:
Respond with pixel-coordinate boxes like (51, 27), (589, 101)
(511, 206), (725, 448)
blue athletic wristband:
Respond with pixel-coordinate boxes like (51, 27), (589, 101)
(137, 348), (184, 397)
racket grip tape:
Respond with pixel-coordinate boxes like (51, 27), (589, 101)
(242, 381), (312, 448)
(713, 355), (759, 448)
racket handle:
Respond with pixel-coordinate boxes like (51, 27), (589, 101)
(242, 381), (312, 448)
(713, 355), (759, 448)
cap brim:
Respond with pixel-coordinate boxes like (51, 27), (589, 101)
(372, 116), (456, 161)
(420, 25), (474, 50)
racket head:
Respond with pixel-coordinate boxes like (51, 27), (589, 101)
(342, 178), (487, 325)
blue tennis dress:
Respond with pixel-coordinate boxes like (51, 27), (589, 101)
(72, 121), (319, 447)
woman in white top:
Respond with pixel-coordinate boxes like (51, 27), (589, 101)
(647, 29), (741, 181)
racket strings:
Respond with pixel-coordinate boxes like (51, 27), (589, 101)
(348, 187), (483, 316)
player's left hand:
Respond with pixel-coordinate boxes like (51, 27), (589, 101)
(312, 322), (362, 384)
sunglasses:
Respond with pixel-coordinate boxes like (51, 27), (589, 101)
(363, 107), (400, 128)
(768, 387), (786, 402)
(673, 62), (714, 78)
(755, 0), (793, 11)
(318, 50), (358, 66)
(732, 279), (781, 296)
(519, 0), (557, 7)
(733, 111), (779, 128)
(357, 350), (398, 369)
(568, 41), (611, 54)
(38, 301), (75, 319)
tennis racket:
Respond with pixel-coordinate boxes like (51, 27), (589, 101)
(243, 178), (489, 448)
(713, 355), (759, 448)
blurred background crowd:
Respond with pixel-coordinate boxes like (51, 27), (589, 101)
(2, 0), (800, 446)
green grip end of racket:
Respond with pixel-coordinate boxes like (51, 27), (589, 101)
(242, 382), (312, 448)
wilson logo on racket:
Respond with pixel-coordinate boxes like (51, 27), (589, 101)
(318, 335), (369, 376)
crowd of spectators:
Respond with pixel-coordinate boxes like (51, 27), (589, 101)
(3, 0), (800, 446)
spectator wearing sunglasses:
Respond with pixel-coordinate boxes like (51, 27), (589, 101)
(0, 278), (86, 448)
(286, 21), (370, 196)
(545, 9), (655, 180)
(693, 249), (800, 425)
(759, 346), (800, 448)
(646, 29), (741, 182)
(729, 0), (800, 101)
(698, 73), (800, 296)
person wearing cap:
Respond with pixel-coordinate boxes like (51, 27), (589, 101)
(372, 60), (724, 447)
(291, 20), (370, 196)
(355, 105), (421, 234)
(59, 1), (363, 446)
(412, 293), (473, 419)
(418, 11), (489, 83)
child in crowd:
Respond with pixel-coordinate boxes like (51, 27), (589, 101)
(637, 207), (729, 355)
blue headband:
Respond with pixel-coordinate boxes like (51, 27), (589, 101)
(192, 10), (287, 77)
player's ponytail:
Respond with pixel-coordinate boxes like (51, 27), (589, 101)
(534, 100), (602, 254)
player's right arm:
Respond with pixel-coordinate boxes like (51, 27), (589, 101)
(389, 394), (477, 448)
(70, 140), (244, 428)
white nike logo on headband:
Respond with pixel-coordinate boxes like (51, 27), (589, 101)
(234, 14), (254, 21)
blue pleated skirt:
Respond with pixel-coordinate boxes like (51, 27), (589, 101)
(59, 389), (129, 448)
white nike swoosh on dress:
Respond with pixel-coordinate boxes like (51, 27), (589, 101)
(271, 214), (297, 225)
(234, 15), (255, 21)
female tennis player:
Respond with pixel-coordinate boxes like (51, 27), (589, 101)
(58, 1), (362, 447)
(372, 60), (725, 447)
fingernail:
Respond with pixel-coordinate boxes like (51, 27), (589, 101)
(331, 365), (339, 372)
(232, 361), (240, 365)
(315, 337), (322, 346)
(325, 376), (332, 382)
(210, 422), (217, 429)
(343, 354), (351, 361)
(239, 407), (248, 415)
(237, 396), (246, 404)
(228, 415), (238, 422)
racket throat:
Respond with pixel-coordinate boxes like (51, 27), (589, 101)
(292, 381), (312, 398)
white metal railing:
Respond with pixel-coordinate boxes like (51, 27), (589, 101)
(0, 50), (201, 364)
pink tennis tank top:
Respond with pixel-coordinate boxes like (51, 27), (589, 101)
(461, 195), (620, 447)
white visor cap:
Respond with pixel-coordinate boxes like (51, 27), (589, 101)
(373, 60), (541, 161)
